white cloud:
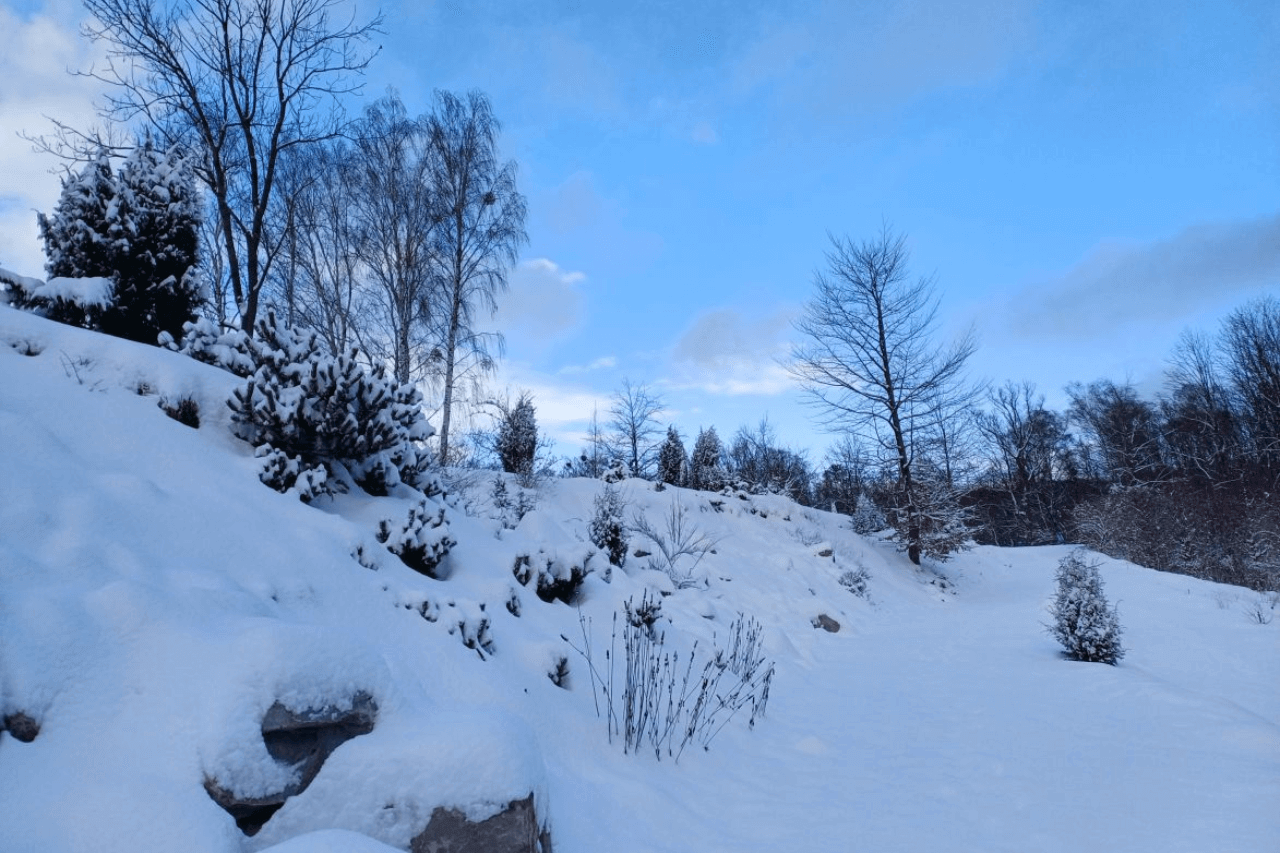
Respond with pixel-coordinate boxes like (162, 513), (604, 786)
(489, 258), (587, 349)
(0, 4), (109, 274)
(558, 355), (616, 375)
(669, 308), (796, 396)
(1008, 213), (1280, 339)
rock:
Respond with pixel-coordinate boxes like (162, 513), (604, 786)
(206, 692), (378, 836)
(410, 794), (551, 853)
(2, 712), (40, 743)
(813, 543), (834, 558)
(260, 691), (378, 788)
(812, 614), (840, 633)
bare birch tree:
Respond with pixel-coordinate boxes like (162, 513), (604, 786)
(76, 0), (381, 336)
(348, 94), (437, 384)
(789, 228), (977, 564)
(427, 90), (527, 464)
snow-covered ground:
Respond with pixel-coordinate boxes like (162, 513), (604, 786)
(1, 304), (1277, 853)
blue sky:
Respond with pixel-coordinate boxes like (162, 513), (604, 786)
(2, 0), (1277, 463)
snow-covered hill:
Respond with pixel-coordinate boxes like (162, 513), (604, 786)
(1, 305), (1277, 853)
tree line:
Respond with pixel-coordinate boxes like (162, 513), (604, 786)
(9, 0), (525, 467)
(487, 228), (1277, 593)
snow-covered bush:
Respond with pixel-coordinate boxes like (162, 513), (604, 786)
(490, 475), (536, 530)
(31, 143), (202, 343)
(228, 310), (432, 496)
(838, 565), (871, 599)
(590, 483), (629, 567)
(513, 546), (598, 604)
(601, 459), (629, 484)
(160, 317), (254, 376)
(9, 274), (114, 331)
(1047, 550), (1125, 664)
(159, 395), (200, 429)
(377, 491), (456, 578)
(256, 445), (331, 504)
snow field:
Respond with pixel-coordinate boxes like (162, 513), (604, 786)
(1, 304), (1276, 853)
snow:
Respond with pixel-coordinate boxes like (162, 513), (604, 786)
(1, 303), (1278, 853)
(0, 268), (114, 310)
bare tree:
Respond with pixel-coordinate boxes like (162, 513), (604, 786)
(1067, 379), (1165, 487)
(75, 0), (381, 336)
(609, 379), (666, 479)
(348, 93), (438, 384)
(427, 90), (528, 465)
(789, 228), (977, 564)
(1221, 296), (1280, 474)
(271, 139), (365, 358)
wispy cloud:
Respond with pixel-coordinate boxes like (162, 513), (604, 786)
(669, 308), (796, 396)
(558, 355), (616, 375)
(1008, 213), (1280, 339)
(730, 0), (1038, 119)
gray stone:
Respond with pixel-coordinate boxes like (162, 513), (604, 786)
(2, 712), (39, 743)
(205, 691), (377, 836)
(411, 794), (551, 853)
(812, 614), (840, 633)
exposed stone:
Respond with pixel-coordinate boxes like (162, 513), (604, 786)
(812, 614), (840, 633)
(203, 780), (288, 837)
(411, 794), (551, 853)
(206, 691), (378, 836)
(2, 712), (40, 743)
(814, 544), (834, 558)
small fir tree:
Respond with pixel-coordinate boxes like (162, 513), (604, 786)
(590, 482), (629, 567)
(32, 150), (118, 328)
(657, 425), (687, 487)
(1047, 550), (1125, 665)
(849, 490), (887, 535)
(689, 426), (726, 492)
(495, 393), (538, 479)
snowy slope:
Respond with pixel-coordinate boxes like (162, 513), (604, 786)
(1, 305), (1278, 853)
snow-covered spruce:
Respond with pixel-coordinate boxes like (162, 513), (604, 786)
(376, 490), (456, 578)
(1047, 550), (1126, 664)
(849, 490), (887, 535)
(657, 426), (686, 487)
(589, 482), (629, 567)
(98, 139), (203, 345)
(228, 310), (432, 496)
(495, 392), (538, 480)
(31, 142), (203, 343)
(29, 151), (117, 330)
(689, 426), (726, 492)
